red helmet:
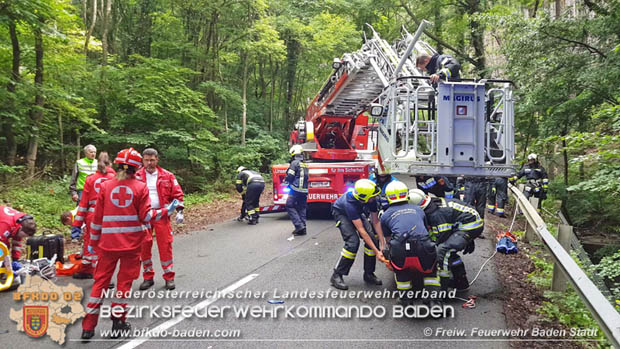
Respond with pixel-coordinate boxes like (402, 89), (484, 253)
(114, 148), (143, 169)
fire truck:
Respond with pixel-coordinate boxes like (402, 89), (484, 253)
(263, 20), (516, 212)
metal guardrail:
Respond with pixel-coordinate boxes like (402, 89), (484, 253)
(508, 184), (620, 347)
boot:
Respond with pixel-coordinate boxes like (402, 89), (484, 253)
(109, 282), (115, 289)
(139, 279), (154, 291)
(73, 272), (93, 279)
(452, 274), (470, 293)
(165, 280), (176, 290)
(236, 215), (247, 222)
(110, 318), (132, 339)
(363, 272), (382, 285)
(292, 227), (306, 236)
(330, 272), (348, 290)
(81, 330), (94, 342)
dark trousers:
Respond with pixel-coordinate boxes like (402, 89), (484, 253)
(286, 190), (307, 230)
(435, 227), (482, 290)
(390, 237), (440, 298)
(332, 209), (377, 276)
(487, 178), (508, 215)
(464, 179), (488, 218)
(244, 182), (265, 222)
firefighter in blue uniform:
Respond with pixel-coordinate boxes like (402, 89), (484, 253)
(409, 189), (484, 292)
(368, 167), (397, 213)
(416, 175), (455, 198)
(235, 167), (265, 225)
(285, 145), (309, 236)
(330, 179), (386, 290)
(381, 181), (441, 306)
(509, 153), (549, 207)
(487, 177), (508, 217)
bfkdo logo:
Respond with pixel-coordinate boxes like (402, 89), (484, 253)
(23, 306), (49, 337)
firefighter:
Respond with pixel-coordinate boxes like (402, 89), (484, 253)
(69, 144), (98, 203)
(285, 145), (308, 236)
(70, 152), (116, 279)
(0, 206), (37, 272)
(416, 53), (461, 83)
(81, 148), (178, 340)
(487, 177), (509, 218)
(380, 181), (441, 306)
(235, 166), (265, 225)
(462, 177), (488, 218)
(330, 179), (387, 290)
(368, 167), (398, 213)
(136, 148), (185, 291)
(416, 175), (455, 198)
(509, 153), (549, 207)
(409, 189), (483, 292)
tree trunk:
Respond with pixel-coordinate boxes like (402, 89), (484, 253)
(284, 37), (300, 123)
(224, 102), (228, 132)
(467, 0), (486, 77)
(84, 0), (98, 57)
(26, 24), (45, 176)
(3, 20), (20, 165)
(269, 56), (276, 133)
(58, 112), (65, 173)
(241, 53), (248, 146)
(101, 0), (112, 65)
(432, 1), (442, 53)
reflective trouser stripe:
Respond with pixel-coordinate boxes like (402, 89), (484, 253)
(496, 208), (505, 214)
(487, 204), (495, 209)
(364, 247), (376, 257)
(341, 249), (356, 260)
(424, 277), (441, 286)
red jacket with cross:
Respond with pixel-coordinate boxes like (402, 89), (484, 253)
(90, 177), (169, 252)
(73, 168), (116, 228)
(0, 206), (29, 259)
(135, 166), (184, 210)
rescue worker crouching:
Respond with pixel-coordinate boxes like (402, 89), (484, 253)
(330, 179), (387, 290)
(409, 189), (483, 292)
(0, 206), (37, 286)
(81, 148), (179, 341)
(380, 181), (441, 307)
(509, 153), (549, 208)
(285, 145), (308, 236)
(235, 166), (265, 225)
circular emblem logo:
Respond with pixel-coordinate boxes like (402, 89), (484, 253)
(93, 177), (108, 194)
(3, 207), (17, 216)
(110, 186), (134, 208)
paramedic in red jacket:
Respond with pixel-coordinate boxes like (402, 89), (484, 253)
(70, 152), (116, 279)
(0, 206), (37, 264)
(135, 148), (184, 291)
(81, 148), (178, 341)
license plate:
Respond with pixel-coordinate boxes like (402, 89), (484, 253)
(310, 181), (330, 188)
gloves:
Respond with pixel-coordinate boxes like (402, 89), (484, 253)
(88, 245), (95, 254)
(463, 240), (475, 254)
(71, 226), (82, 240)
(166, 199), (179, 215)
(176, 210), (184, 224)
(12, 261), (22, 272)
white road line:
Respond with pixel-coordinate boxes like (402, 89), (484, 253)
(117, 273), (259, 349)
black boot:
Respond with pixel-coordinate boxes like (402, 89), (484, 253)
(110, 318), (132, 339)
(451, 274), (470, 292)
(139, 279), (154, 290)
(330, 272), (348, 290)
(363, 272), (382, 285)
(73, 272), (94, 279)
(292, 227), (306, 236)
(81, 330), (94, 342)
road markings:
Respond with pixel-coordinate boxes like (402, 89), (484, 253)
(117, 273), (259, 349)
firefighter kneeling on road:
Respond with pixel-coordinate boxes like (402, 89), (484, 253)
(235, 166), (265, 225)
(409, 189), (483, 292)
(81, 148), (178, 341)
(380, 181), (441, 307)
(330, 179), (387, 290)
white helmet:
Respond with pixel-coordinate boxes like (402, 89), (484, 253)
(289, 145), (303, 156)
(408, 189), (431, 209)
(528, 153), (538, 161)
(237, 166), (247, 173)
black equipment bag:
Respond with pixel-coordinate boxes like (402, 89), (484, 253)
(26, 234), (65, 263)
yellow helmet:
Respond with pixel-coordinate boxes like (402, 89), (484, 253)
(385, 181), (408, 204)
(352, 179), (380, 203)
(408, 189), (431, 209)
(289, 145), (303, 156)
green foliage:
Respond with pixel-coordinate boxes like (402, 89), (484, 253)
(0, 177), (74, 236)
(527, 250), (553, 289)
(594, 249), (620, 300)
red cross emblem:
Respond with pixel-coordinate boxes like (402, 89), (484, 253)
(3, 207), (17, 216)
(110, 186), (134, 208)
(94, 177), (108, 194)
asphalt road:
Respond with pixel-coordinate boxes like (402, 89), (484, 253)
(1, 200), (509, 349)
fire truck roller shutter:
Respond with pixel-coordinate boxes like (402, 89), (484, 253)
(306, 121), (314, 142)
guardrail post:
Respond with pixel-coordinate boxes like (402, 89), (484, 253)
(552, 223), (573, 292)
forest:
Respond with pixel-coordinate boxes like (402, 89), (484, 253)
(0, 2), (618, 243)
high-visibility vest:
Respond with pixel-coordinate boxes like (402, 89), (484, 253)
(76, 158), (97, 191)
